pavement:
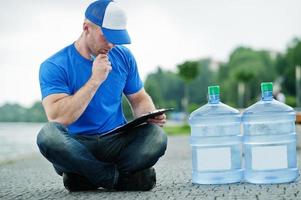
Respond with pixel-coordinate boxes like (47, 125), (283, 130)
(1, 135), (301, 200)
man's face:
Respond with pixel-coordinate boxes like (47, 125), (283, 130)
(86, 23), (115, 55)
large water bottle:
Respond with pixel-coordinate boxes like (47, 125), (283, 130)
(242, 82), (299, 184)
(189, 86), (243, 184)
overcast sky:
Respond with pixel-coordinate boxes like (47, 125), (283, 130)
(0, 0), (300, 106)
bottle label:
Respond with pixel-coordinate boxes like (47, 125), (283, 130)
(197, 147), (231, 171)
(251, 145), (288, 170)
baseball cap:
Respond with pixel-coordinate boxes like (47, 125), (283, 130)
(85, 0), (131, 45)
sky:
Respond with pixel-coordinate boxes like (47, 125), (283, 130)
(0, 0), (300, 107)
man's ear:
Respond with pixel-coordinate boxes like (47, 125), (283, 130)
(83, 22), (89, 33)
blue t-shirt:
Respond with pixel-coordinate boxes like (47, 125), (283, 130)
(39, 44), (143, 135)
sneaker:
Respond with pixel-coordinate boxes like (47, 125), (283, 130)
(63, 173), (99, 192)
(115, 167), (156, 191)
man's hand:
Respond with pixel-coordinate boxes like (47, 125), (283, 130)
(90, 54), (112, 85)
(147, 113), (167, 127)
(126, 88), (167, 127)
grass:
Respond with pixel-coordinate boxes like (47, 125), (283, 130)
(163, 124), (190, 135)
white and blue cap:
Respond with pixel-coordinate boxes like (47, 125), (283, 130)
(85, 0), (131, 45)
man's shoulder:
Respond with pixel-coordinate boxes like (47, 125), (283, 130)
(41, 44), (73, 67)
(110, 45), (136, 68)
(111, 45), (133, 57)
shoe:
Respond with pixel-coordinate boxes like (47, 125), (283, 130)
(63, 173), (99, 192)
(115, 167), (156, 191)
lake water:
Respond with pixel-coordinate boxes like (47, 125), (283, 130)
(0, 123), (44, 163)
(0, 122), (300, 164)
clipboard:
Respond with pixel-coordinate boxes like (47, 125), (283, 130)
(100, 108), (174, 136)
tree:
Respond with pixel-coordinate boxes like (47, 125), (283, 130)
(177, 61), (199, 114)
(281, 38), (301, 96)
(218, 47), (277, 107)
(0, 101), (47, 122)
(144, 67), (183, 111)
(188, 59), (215, 105)
(26, 102), (47, 122)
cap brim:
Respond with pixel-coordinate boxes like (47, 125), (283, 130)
(102, 27), (131, 45)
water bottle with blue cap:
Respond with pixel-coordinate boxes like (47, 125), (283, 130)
(242, 82), (299, 184)
(189, 85), (243, 184)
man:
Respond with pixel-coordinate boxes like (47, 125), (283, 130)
(37, 0), (167, 192)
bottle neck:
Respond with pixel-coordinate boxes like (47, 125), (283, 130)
(262, 91), (273, 101)
(208, 94), (220, 104)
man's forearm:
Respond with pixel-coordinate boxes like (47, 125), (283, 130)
(48, 78), (101, 125)
(132, 93), (156, 118)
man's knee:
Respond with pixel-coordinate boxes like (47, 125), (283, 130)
(143, 124), (168, 158)
(36, 122), (67, 153)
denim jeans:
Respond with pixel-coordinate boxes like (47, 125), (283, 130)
(36, 122), (167, 189)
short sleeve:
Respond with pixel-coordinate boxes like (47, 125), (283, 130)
(39, 61), (71, 99)
(122, 48), (143, 95)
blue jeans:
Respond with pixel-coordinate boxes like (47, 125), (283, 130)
(36, 122), (167, 189)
